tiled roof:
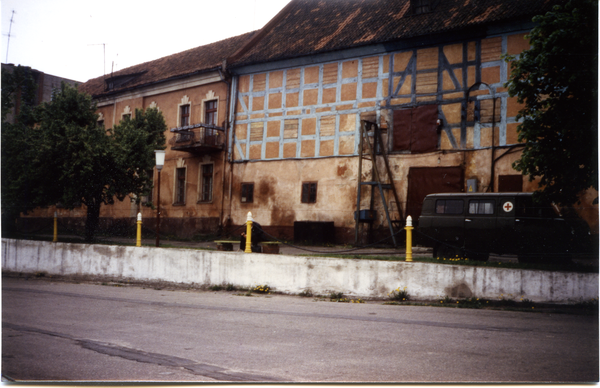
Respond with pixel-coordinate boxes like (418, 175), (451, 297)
(230, 0), (564, 67)
(78, 31), (256, 98)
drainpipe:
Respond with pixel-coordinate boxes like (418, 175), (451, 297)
(466, 82), (495, 192)
(218, 64), (230, 229)
(490, 94), (496, 192)
(228, 74), (240, 224)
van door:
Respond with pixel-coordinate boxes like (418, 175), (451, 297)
(429, 198), (465, 258)
(464, 197), (498, 259)
(514, 195), (569, 257)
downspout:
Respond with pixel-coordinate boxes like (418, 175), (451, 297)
(228, 74), (240, 223)
(218, 63), (231, 229)
(466, 82), (495, 192)
(490, 93), (496, 192)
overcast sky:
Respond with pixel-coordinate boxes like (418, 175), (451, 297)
(1, 0), (290, 83)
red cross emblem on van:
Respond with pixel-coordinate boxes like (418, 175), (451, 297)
(503, 201), (514, 212)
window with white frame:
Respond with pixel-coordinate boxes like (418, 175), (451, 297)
(177, 96), (192, 127)
(204, 100), (217, 125)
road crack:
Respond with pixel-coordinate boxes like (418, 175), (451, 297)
(3, 322), (282, 382)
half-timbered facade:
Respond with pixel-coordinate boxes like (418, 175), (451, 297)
(224, 0), (598, 243)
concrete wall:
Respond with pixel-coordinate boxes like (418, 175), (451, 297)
(2, 238), (597, 303)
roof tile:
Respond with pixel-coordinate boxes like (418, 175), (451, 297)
(78, 31), (256, 98)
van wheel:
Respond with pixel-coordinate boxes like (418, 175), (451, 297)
(436, 244), (457, 259)
(467, 253), (489, 262)
(518, 254), (543, 264)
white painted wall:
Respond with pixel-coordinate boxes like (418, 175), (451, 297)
(2, 239), (597, 303)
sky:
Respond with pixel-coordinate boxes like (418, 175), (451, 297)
(1, 0), (291, 83)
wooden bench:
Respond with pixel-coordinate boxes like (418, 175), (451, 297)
(260, 241), (281, 254)
(214, 240), (239, 251)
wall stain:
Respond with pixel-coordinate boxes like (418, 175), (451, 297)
(445, 282), (473, 298)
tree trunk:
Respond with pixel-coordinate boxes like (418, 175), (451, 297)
(85, 199), (101, 242)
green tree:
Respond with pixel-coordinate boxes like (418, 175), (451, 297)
(505, 0), (598, 205)
(36, 84), (167, 241)
(2, 82), (167, 241)
(1, 65), (40, 236)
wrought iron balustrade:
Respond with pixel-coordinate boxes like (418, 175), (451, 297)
(169, 123), (225, 153)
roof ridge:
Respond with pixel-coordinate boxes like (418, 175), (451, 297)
(228, 0), (297, 64)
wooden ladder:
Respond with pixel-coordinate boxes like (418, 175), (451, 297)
(354, 120), (404, 246)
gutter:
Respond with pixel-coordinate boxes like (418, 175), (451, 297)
(91, 66), (224, 100)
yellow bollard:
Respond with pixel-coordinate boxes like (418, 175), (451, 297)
(244, 211), (253, 253)
(53, 211), (58, 242)
(136, 213), (142, 247)
(405, 215), (413, 262)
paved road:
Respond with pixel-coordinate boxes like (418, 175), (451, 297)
(2, 277), (598, 382)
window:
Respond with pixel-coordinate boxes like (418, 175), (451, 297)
(498, 175), (523, 192)
(469, 200), (495, 215)
(180, 104), (190, 127)
(241, 183), (254, 203)
(392, 105), (439, 153)
(205, 100), (217, 125)
(122, 113), (131, 121)
(199, 164), (213, 202)
(97, 119), (104, 128)
(435, 199), (463, 214)
(175, 167), (186, 205)
(301, 182), (317, 204)
(412, 0), (431, 14)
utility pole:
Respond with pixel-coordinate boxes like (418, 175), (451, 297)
(5, 10), (15, 63)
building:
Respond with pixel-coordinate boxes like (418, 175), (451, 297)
(70, 32), (256, 238)
(21, 0), (598, 244)
(224, 0), (598, 244)
(1, 63), (80, 124)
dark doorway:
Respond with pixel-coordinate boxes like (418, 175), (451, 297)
(406, 166), (464, 224)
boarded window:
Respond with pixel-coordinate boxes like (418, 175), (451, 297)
(301, 182), (317, 203)
(284, 119), (298, 139)
(241, 183), (254, 203)
(392, 104), (439, 153)
(498, 175), (523, 192)
(479, 98), (500, 124)
(250, 122), (264, 141)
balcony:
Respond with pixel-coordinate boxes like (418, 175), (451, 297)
(169, 123), (225, 154)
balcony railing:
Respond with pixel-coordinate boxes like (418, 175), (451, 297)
(169, 123), (225, 154)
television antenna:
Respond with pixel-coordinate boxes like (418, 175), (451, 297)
(5, 10), (15, 63)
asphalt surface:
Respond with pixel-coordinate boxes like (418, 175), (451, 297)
(3, 277), (598, 382)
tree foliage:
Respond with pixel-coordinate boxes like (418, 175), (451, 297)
(506, 0), (598, 205)
(1, 81), (166, 241)
(1, 66), (40, 235)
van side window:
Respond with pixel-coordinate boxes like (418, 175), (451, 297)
(435, 199), (463, 214)
(469, 200), (495, 215)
